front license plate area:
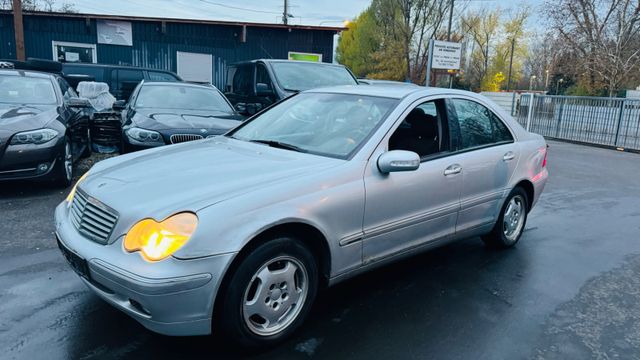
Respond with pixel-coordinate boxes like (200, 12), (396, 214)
(56, 236), (89, 279)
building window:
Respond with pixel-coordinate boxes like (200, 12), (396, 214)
(52, 41), (97, 63)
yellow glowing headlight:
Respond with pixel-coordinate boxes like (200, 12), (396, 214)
(66, 171), (90, 204)
(123, 212), (198, 262)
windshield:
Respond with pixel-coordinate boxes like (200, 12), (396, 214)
(230, 93), (398, 159)
(135, 85), (233, 112)
(0, 75), (57, 105)
(271, 62), (357, 92)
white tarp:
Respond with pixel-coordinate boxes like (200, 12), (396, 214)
(77, 81), (116, 112)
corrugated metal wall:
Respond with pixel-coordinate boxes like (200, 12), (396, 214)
(0, 13), (336, 89)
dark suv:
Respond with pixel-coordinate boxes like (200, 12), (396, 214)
(224, 60), (358, 115)
(62, 63), (181, 100)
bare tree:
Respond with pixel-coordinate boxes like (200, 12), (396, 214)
(1, 0), (77, 13)
(372, 0), (452, 82)
(546, 0), (640, 96)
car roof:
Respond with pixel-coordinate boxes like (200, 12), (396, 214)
(304, 85), (475, 99)
(0, 68), (56, 79)
(230, 59), (346, 68)
(62, 63), (175, 72)
(141, 81), (212, 88)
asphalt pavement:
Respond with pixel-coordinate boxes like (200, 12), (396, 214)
(1, 140), (640, 360)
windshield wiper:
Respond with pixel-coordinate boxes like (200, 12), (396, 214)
(249, 139), (307, 153)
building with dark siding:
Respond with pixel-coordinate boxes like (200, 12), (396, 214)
(0, 11), (341, 88)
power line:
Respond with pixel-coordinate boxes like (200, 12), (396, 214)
(197, 0), (283, 15)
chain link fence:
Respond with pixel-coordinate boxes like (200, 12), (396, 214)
(513, 94), (640, 151)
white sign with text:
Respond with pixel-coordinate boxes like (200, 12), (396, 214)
(431, 40), (462, 70)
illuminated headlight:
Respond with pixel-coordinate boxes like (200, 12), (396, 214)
(66, 171), (90, 204)
(10, 128), (58, 145)
(126, 127), (164, 144)
(124, 212), (198, 262)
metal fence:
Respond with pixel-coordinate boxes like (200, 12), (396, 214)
(514, 94), (640, 151)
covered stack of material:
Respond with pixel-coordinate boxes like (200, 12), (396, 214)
(77, 81), (116, 112)
(77, 82), (120, 154)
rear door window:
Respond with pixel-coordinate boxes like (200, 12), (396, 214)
(62, 65), (104, 82)
(449, 99), (513, 150)
(230, 65), (253, 96)
(111, 69), (144, 100)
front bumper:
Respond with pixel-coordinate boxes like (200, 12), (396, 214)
(54, 202), (236, 336)
(0, 137), (63, 180)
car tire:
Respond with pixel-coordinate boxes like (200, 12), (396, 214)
(81, 129), (92, 158)
(481, 187), (529, 249)
(52, 137), (73, 188)
(216, 237), (319, 349)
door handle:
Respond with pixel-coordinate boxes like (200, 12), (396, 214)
(503, 152), (515, 161)
(444, 164), (462, 176)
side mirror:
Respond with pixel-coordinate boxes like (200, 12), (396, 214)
(112, 100), (127, 111)
(377, 150), (420, 173)
(66, 97), (91, 109)
(256, 83), (273, 97)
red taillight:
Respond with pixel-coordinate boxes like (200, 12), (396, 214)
(542, 145), (548, 167)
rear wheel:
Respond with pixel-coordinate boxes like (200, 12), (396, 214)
(482, 187), (528, 248)
(216, 237), (318, 349)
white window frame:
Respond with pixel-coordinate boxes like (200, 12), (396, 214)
(51, 41), (97, 63)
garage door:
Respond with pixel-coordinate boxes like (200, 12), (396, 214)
(176, 51), (213, 83)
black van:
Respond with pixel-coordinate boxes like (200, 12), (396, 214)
(61, 63), (182, 100)
(224, 59), (358, 115)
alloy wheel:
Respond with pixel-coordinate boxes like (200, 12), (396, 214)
(503, 195), (525, 241)
(242, 256), (309, 336)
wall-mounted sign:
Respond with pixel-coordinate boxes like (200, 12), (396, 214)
(97, 20), (133, 46)
(288, 52), (322, 62)
(431, 40), (462, 70)
(177, 51), (213, 83)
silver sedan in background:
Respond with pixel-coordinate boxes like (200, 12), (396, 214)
(54, 85), (548, 348)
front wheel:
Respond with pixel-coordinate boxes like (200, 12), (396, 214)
(482, 187), (529, 248)
(51, 137), (73, 188)
(216, 237), (318, 349)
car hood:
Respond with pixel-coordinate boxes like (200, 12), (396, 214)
(82, 137), (343, 218)
(0, 104), (59, 133)
(132, 108), (243, 132)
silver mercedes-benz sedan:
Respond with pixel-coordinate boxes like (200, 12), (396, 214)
(54, 85), (548, 348)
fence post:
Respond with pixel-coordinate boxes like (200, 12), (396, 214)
(525, 93), (535, 131)
(613, 99), (625, 146)
(555, 97), (565, 138)
(511, 92), (516, 116)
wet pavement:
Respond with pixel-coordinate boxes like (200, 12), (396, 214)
(1, 140), (640, 360)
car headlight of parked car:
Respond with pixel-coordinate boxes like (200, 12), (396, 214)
(124, 212), (198, 261)
(10, 128), (58, 145)
(125, 127), (164, 145)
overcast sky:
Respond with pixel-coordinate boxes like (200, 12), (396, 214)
(50, 0), (545, 28)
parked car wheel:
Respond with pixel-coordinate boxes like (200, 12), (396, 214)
(482, 187), (529, 248)
(52, 137), (73, 188)
(80, 129), (92, 158)
(216, 237), (318, 348)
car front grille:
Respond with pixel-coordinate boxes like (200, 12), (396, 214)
(69, 189), (118, 244)
(170, 134), (204, 144)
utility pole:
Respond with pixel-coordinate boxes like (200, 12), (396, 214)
(282, 0), (288, 25)
(446, 0), (454, 88)
(506, 37), (515, 91)
(12, 0), (25, 61)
